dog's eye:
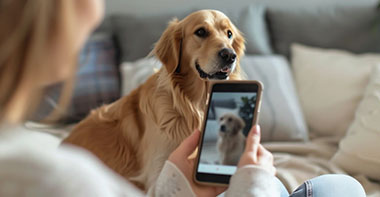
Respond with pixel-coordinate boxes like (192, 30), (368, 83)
(227, 30), (233, 39)
(220, 117), (224, 121)
(195, 28), (207, 38)
(228, 118), (232, 122)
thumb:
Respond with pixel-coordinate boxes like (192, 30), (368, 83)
(175, 130), (201, 157)
(244, 125), (261, 154)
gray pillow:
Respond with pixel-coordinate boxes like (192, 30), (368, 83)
(237, 5), (272, 55)
(240, 55), (309, 142)
(206, 5), (273, 55)
(267, 1), (380, 57)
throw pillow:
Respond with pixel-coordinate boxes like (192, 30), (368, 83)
(331, 65), (380, 181)
(120, 57), (162, 96)
(235, 4), (272, 55)
(33, 33), (120, 123)
(240, 55), (309, 142)
(292, 44), (380, 139)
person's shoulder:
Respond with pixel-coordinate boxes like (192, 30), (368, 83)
(0, 137), (142, 196)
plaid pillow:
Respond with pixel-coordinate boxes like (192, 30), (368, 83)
(33, 33), (120, 123)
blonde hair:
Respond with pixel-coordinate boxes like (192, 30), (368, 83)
(0, 0), (78, 124)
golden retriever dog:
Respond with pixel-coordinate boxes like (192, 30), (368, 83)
(63, 9), (245, 190)
(217, 113), (246, 165)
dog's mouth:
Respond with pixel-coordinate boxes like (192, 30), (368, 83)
(195, 62), (229, 80)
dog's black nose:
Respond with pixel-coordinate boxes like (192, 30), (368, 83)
(220, 125), (226, 132)
(218, 48), (236, 64)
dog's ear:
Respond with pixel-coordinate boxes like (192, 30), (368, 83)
(235, 116), (246, 133)
(152, 19), (182, 74)
(230, 27), (246, 80)
(232, 28), (245, 59)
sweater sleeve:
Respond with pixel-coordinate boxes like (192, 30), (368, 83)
(0, 144), (146, 197)
(147, 161), (196, 197)
(225, 165), (280, 197)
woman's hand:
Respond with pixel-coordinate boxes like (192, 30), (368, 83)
(169, 130), (226, 196)
(238, 125), (276, 175)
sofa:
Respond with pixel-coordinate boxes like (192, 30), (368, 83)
(30, 0), (380, 196)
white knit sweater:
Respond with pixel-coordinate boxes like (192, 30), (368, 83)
(0, 126), (279, 197)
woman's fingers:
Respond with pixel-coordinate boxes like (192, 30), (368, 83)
(238, 125), (276, 175)
(258, 145), (276, 175)
(244, 125), (261, 155)
(214, 186), (228, 195)
(258, 145), (273, 162)
(174, 130), (201, 157)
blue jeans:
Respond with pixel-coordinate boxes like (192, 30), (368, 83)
(277, 174), (366, 197)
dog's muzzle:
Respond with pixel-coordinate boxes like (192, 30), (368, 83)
(195, 48), (236, 80)
(220, 125), (226, 132)
(196, 63), (229, 80)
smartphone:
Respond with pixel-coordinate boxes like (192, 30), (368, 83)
(194, 80), (263, 186)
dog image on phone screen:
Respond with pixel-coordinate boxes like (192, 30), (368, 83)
(217, 113), (246, 165)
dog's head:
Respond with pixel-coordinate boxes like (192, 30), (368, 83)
(153, 10), (245, 80)
(218, 113), (245, 137)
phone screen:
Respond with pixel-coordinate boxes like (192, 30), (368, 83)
(195, 82), (261, 184)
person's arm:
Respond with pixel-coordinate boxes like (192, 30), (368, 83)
(0, 143), (145, 197)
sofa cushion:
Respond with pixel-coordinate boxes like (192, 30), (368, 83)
(34, 33), (120, 123)
(267, 1), (380, 57)
(331, 64), (380, 181)
(112, 5), (272, 62)
(292, 43), (380, 139)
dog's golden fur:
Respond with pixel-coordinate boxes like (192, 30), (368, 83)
(63, 10), (245, 190)
(217, 113), (246, 165)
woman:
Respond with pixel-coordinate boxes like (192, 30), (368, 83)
(0, 0), (366, 196)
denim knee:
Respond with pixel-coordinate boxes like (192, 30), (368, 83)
(290, 174), (366, 197)
(274, 177), (290, 197)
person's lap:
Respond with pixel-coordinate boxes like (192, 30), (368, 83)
(277, 174), (366, 197)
